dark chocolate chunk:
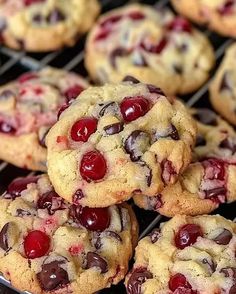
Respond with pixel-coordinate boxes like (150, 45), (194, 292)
(193, 108), (217, 126)
(86, 252), (108, 273)
(202, 258), (216, 273)
(149, 228), (161, 243)
(110, 48), (129, 68)
(213, 229), (232, 245)
(37, 191), (65, 215)
(147, 84), (165, 96)
(0, 223), (9, 251)
(105, 231), (122, 242)
(98, 101), (119, 117)
(122, 76), (140, 84)
(196, 135), (206, 147)
(126, 268), (153, 294)
(47, 9), (65, 24)
(220, 267), (236, 278)
(104, 122), (124, 135)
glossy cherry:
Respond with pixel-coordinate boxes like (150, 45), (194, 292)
(167, 17), (192, 33)
(0, 121), (16, 134)
(128, 11), (145, 20)
(140, 37), (167, 54)
(76, 206), (110, 231)
(218, 0), (235, 15)
(70, 117), (98, 142)
(6, 176), (38, 200)
(80, 150), (107, 182)
(120, 96), (150, 122)
(169, 273), (194, 292)
(100, 15), (122, 28)
(64, 85), (84, 102)
(24, 230), (50, 259)
(18, 72), (38, 83)
(175, 224), (203, 249)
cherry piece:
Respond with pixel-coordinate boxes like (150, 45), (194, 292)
(70, 117), (98, 142)
(169, 273), (193, 292)
(126, 268), (153, 294)
(37, 260), (69, 291)
(175, 224), (203, 249)
(24, 230), (50, 259)
(120, 96), (150, 122)
(220, 267), (236, 279)
(64, 85), (84, 102)
(18, 72), (38, 83)
(80, 150), (107, 182)
(95, 29), (111, 41)
(167, 17), (192, 33)
(140, 37), (167, 54)
(100, 15), (122, 28)
(218, 0), (235, 15)
(128, 11), (145, 20)
(161, 159), (176, 185)
(6, 176), (38, 200)
(74, 206), (110, 231)
(37, 191), (65, 215)
(0, 121), (16, 135)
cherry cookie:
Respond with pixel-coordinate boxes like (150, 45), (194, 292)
(134, 108), (236, 216)
(0, 67), (89, 171)
(0, 0), (100, 51)
(46, 79), (197, 207)
(126, 214), (236, 294)
(85, 4), (215, 96)
(0, 174), (138, 294)
(210, 43), (236, 126)
(171, 0), (236, 38)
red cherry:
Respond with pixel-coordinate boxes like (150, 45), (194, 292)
(75, 206), (110, 231)
(0, 121), (16, 134)
(80, 150), (107, 182)
(218, 0), (235, 15)
(140, 37), (168, 54)
(169, 273), (193, 292)
(24, 230), (50, 259)
(120, 96), (150, 122)
(70, 117), (98, 142)
(95, 29), (111, 41)
(64, 85), (84, 102)
(128, 11), (145, 20)
(24, 0), (45, 6)
(175, 224), (203, 249)
(18, 72), (38, 83)
(6, 176), (39, 200)
(100, 15), (122, 28)
(167, 17), (192, 33)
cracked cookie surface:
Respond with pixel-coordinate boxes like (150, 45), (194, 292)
(85, 4), (215, 95)
(0, 0), (100, 51)
(134, 108), (236, 216)
(0, 174), (138, 294)
(171, 0), (236, 38)
(210, 43), (236, 126)
(126, 214), (236, 294)
(0, 67), (89, 171)
(46, 79), (196, 207)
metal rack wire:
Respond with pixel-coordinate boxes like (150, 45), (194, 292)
(0, 0), (235, 293)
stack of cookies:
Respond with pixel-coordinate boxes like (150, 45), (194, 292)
(0, 1), (236, 294)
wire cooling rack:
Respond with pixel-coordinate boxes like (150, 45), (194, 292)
(0, 0), (235, 293)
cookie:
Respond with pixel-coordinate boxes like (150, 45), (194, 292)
(171, 0), (236, 38)
(210, 43), (236, 126)
(133, 108), (236, 216)
(0, 67), (89, 171)
(0, 0), (100, 51)
(46, 79), (197, 207)
(85, 4), (215, 96)
(126, 214), (236, 294)
(0, 174), (138, 294)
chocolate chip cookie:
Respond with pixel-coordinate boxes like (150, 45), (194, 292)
(46, 79), (197, 207)
(0, 67), (89, 171)
(210, 43), (236, 126)
(126, 214), (236, 294)
(134, 108), (236, 216)
(85, 4), (215, 95)
(171, 0), (236, 38)
(0, 0), (100, 51)
(0, 174), (138, 294)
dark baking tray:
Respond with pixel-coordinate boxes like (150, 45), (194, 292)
(0, 0), (235, 293)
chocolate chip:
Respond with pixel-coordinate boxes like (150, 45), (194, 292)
(39, 128), (50, 148)
(104, 122), (124, 135)
(229, 284), (236, 294)
(153, 124), (179, 141)
(73, 189), (84, 205)
(147, 195), (163, 210)
(118, 206), (124, 232)
(220, 267), (236, 278)
(149, 228), (161, 243)
(196, 135), (206, 147)
(105, 231), (122, 242)
(213, 229), (232, 245)
(178, 43), (188, 53)
(16, 209), (32, 217)
(94, 234), (102, 250)
(161, 159), (176, 185)
(86, 252), (108, 273)
(110, 48), (129, 68)
(0, 90), (15, 100)
(0, 223), (9, 251)
(204, 187), (227, 202)
(173, 64), (183, 74)
(37, 260), (69, 291)
(32, 14), (44, 23)
(202, 258), (216, 274)
(126, 268), (153, 294)
(220, 71), (233, 92)
(37, 191), (65, 215)
(169, 124), (179, 140)
(47, 9), (65, 24)
(139, 161), (152, 187)
(122, 76), (140, 84)
(147, 84), (165, 96)
(124, 130), (150, 161)
(98, 102), (119, 117)
(133, 53), (148, 67)
(193, 108), (217, 126)
(219, 138), (236, 154)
